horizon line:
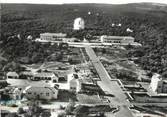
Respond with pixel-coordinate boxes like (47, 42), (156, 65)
(1, 2), (167, 5)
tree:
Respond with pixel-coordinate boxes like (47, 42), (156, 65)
(65, 98), (75, 115)
(39, 110), (51, 117)
(6, 113), (19, 117)
(102, 48), (106, 54)
(57, 112), (66, 117)
(25, 101), (43, 117)
(17, 107), (25, 114)
(162, 71), (167, 78)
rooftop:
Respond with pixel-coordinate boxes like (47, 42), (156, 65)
(74, 17), (84, 21)
(6, 72), (19, 76)
(34, 72), (56, 78)
(20, 71), (33, 76)
(40, 33), (67, 37)
(101, 35), (134, 39)
(23, 85), (58, 93)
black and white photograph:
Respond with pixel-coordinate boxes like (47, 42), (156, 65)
(0, 0), (167, 117)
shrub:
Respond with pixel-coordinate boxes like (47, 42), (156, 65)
(57, 112), (66, 117)
(17, 107), (25, 114)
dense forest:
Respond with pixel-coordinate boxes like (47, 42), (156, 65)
(1, 3), (167, 77)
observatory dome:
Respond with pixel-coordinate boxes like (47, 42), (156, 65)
(73, 17), (85, 30)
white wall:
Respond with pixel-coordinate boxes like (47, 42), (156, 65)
(24, 87), (58, 100)
(73, 18), (85, 30)
(150, 74), (161, 92)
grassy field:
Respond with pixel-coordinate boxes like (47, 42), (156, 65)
(95, 47), (149, 83)
(57, 90), (77, 102)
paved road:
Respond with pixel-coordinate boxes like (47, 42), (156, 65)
(85, 45), (134, 117)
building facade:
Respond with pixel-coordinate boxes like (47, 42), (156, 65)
(23, 85), (59, 100)
(6, 72), (58, 86)
(6, 72), (20, 86)
(33, 72), (58, 83)
(100, 35), (135, 45)
(40, 33), (67, 42)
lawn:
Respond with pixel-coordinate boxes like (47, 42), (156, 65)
(77, 94), (103, 104)
(142, 105), (167, 114)
(131, 93), (167, 103)
(57, 90), (77, 102)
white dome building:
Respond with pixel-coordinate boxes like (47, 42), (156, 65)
(73, 17), (85, 30)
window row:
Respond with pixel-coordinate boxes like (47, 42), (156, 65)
(27, 92), (50, 96)
(33, 77), (52, 80)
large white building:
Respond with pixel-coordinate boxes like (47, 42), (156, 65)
(23, 85), (59, 100)
(100, 35), (135, 45)
(149, 73), (167, 94)
(39, 33), (67, 42)
(36, 33), (77, 43)
(73, 17), (85, 30)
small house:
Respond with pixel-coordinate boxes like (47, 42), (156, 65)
(6, 72), (19, 86)
(6, 72), (19, 79)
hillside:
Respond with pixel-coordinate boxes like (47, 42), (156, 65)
(1, 3), (167, 77)
(1, 3), (167, 36)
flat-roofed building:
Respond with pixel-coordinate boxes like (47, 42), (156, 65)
(40, 33), (67, 42)
(6, 71), (58, 86)
(62, 38), (77, 43)
(100, 35), (135, 45)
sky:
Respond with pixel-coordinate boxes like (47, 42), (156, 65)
(1, 0), (167, 4)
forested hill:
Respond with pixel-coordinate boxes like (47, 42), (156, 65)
(1, 3), (167, 37)
(1, 3), (167, 77)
